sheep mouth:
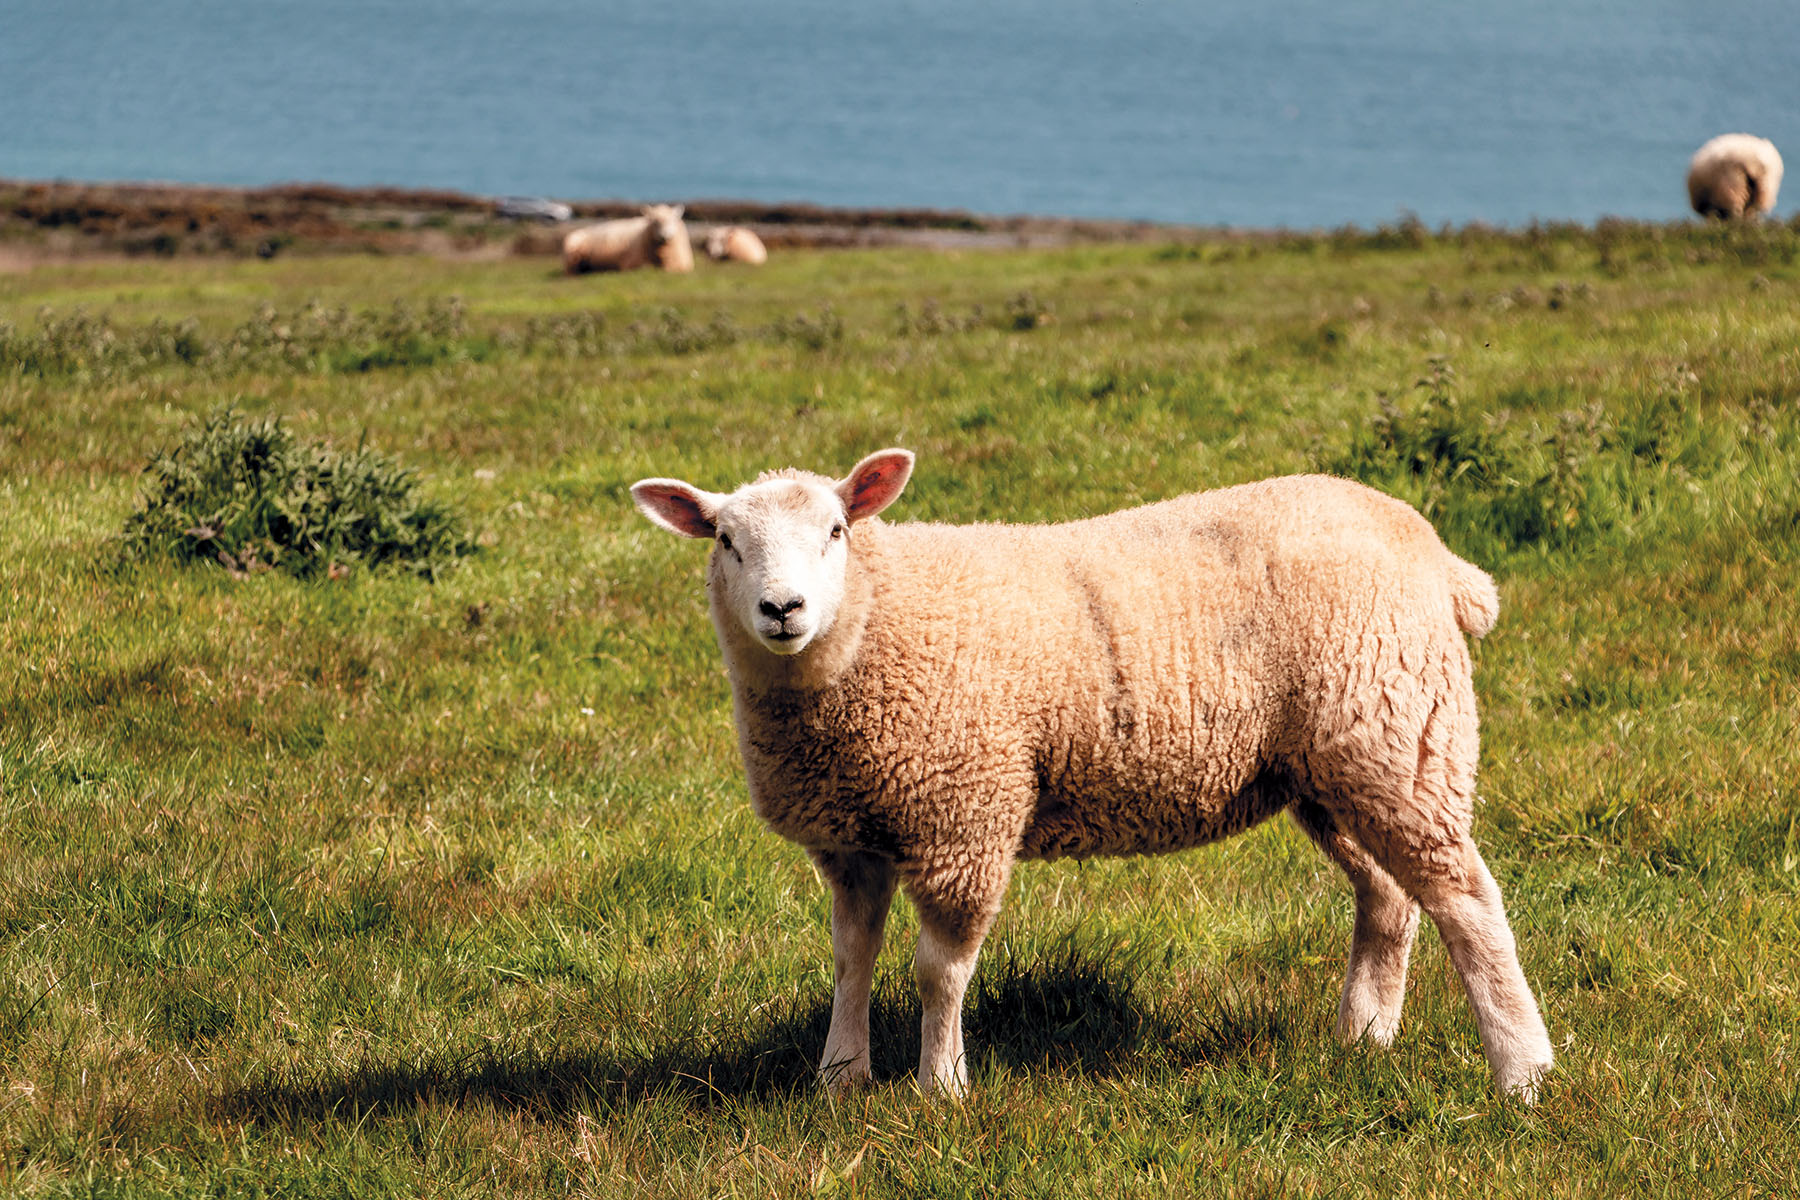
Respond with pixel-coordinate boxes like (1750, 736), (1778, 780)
(758, 625), (813, 654)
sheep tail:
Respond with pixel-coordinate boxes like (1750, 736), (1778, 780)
(1446, 555), (1500, 638)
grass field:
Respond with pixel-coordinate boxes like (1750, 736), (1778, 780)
(2, 221), (1798, 1197)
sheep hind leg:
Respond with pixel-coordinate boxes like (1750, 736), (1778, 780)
(1334, 707), (1554, 1100)
(813, 851), (897, 1091)
(1395, 840), (1553, 1101)
(1290, 798), (1420, 1047)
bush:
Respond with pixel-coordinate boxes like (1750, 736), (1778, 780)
(119, 408), (474, 579)
(1318, 358), (1609, 557)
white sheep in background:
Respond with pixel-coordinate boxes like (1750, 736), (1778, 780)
(632, 451), (1554, 1101)
(1687, 134), (1784, 220)
(562, 204), (694, 273)
(705, 225), (769, 264)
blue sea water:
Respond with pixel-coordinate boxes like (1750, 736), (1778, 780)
(3, 0), (1796, 228)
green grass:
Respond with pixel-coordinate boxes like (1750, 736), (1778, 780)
(2, 220), (1798, 1197)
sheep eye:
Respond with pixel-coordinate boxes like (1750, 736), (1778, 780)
(717, 533), (733, 551)
(830, 524), (845, 541)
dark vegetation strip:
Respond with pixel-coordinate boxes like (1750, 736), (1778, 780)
(8, 176), (1800, 259)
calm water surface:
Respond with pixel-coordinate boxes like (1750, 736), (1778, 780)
(4, 0), (1797, 227)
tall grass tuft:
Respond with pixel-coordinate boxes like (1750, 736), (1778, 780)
(118, 407), (474, 579)
(0, 298), (481, 379)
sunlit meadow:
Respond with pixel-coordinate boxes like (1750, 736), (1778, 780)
(2, 220), (1797, 1196)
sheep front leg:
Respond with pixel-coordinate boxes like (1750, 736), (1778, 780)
(914, 903), (997, 1098)
(813, 851), (897, 1091)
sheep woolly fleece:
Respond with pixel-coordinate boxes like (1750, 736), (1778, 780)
(631, 452), (1553, 1101)
(562, 204), (693, 273)
(705, 225), (769, 264)
(1687, 133), (1784, 220)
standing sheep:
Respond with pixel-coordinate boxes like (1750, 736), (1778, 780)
(705, 225), (769, 264)
(1687, 134), (1783, 220)
(631, 451), (1555, 1101)
(562, 204), (694, 273)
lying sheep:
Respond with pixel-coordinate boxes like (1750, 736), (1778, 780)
(1687, 134), (1783, 220)
(705, 225), (768, 265)
(631, 452), (1554, 1101)
(562, 204), (694, 274)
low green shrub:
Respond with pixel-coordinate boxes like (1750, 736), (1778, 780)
(893, 292), (1053, 336)
(118, 407), (474, 579)
(1318, 356), (1770, 562)
(1318, 358), (1613, 557)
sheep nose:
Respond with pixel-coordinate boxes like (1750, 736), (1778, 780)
(759, 596), (804, 620)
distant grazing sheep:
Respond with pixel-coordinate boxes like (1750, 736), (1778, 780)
(705, 225), (768, 265)
(562, 204), (693, 273)
(631, 452), (1554, 1102)
(1687, 134), (1783, 220)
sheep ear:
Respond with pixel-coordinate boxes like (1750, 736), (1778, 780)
(670, 205), (685, 219)
(837, 449), (914, 522)
(631, 479), (721, 538)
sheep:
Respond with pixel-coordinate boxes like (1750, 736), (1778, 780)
(1687, 134), (1783, 220)
(705, 225), (769, 265)
(631, 451), (1554, 1101)
(562, 204), (693, 273)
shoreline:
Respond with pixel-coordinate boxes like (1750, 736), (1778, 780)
(4, 178), (1780, 269)
(0, 177), (1201, 263)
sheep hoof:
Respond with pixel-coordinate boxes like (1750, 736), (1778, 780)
(1497, 1058), (1553, 1105)
(1335, 1013), (1400, 1049)
(916, 1072), (969, 1102)
(818, 1061), (872, 1094)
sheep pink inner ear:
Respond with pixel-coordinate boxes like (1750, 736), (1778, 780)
(631, 479), (720, 539)
(837, 449), (915, 522)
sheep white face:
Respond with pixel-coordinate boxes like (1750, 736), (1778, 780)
(643, 204), (685, 247)
(632, 449), (915, 657)
(712, 481), (850, 654)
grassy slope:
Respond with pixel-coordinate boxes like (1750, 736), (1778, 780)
(1, 226), (1797, 1197)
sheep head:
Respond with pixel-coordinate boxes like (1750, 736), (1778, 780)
(642, 204), (686, 247)
(632, 449), (913, 657)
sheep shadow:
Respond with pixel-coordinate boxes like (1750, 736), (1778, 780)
(215, 940), (1300, 1125)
